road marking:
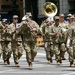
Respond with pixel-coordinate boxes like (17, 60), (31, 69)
(1, 71), (67, 74)
(62, 72), (75, 75)
(0, 69), (17, 73)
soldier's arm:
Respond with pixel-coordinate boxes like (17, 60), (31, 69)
(40, 23), (46, 36)
(48, 26), (56, 36)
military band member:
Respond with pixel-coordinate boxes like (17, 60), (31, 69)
(59, 14), (67, 60)
(40, 18), (54, 64)
(10, 15), (23, 67)
(48, 16), (63, 64)
(1, 19), (12, 65)
(66, 16), (75, 67)
(20, 12), (39, 70)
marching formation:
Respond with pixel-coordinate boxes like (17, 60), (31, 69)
(0, 12), (75, 70)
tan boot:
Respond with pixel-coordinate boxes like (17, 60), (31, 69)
(7, 59), (10, 65)
(70, 61), (74, 67)
(57, 61), (61, 65)
(70, 64), (74, 67)
(28, 62), (32, 70)
(48, 60), (52, 64)
(4, 60), (7, 65)
(15, 64), (20, 67)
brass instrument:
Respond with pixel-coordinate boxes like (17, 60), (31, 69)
(37, 2), (58, 46)
(42, 2), (57, 17)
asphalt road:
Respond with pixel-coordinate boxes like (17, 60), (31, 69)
(0, 47), (75, 75)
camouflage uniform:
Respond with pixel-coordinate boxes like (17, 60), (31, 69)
(10, 23), (23, 66)
(20, 20), (39, 69)
(59, 22), (68, 60)
(66, 22), (75, 66)
(49, 23), (63, 63)
(40, 20), (54, 63)
(1, 24), (12, 64)
(0, 24), (3, 58)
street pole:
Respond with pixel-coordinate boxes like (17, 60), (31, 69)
(23, 0), (25, 16)
(12, 0), (17, 15)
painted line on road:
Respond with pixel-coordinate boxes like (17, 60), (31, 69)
(62, 72), (75, 75)
(0, 69), (17, 73)
(0, 71), (67, 74)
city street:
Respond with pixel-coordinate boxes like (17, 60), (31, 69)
(0, 47), (75, 75)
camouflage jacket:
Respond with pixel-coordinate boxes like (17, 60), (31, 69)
(20, 20), (40, 42)
(10, 23), (22, 42)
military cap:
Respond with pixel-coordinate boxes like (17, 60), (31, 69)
(13, 15), (18, 18)
(70, 15), (75, 19)
(54, 16), (59, 20)
(67, 14), (72, 17)
(59, 14), (64, 16)
(26, 12), (32, 17)
(2, 19), (7, 23)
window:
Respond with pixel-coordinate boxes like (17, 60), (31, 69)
(1, 5), (12, 9)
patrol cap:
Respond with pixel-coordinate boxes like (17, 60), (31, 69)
(54, 16), (59, 20)
(13, 15), (18, 19)
(22, 15), (29, 21)
(59, 14), (64, 17)
(26, 12), (32, 17)
(2, 19), (7, 23)
(67, 14), (72, 17)
(70, 15), (75, 19)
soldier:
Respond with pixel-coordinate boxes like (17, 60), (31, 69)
(20, 12), (39, 70)
(0, 20), (4, 59)
(10, 15), (23, 67)
(40, 17), (54, 64)
(66, 16), (75, 67)
(59, 14), (68, 60)
(1, 19), (12, 65)
(49, 16), (63, 64)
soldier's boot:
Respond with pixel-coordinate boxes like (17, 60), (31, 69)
(60, 59), (62, 63)
(28, 62), (32, 70)
(7, 58), (10, 65)
(57, 60), (61, 65)
(70, 61), (74, 67)
(15, 63), (20, 67)
(4, 60), (7, 65)
(48, 58), (52, 64)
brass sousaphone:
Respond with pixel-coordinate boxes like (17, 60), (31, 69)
(42, 2), (57, 17)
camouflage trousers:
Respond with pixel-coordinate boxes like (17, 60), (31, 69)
(0, 42), (2, 57)
(44, 42), (54, 61)
(67, 45), (74, 62)
(53, 43), (61, 61)
(12, 41), (23, 64)
(23, 41), (38, 64)
(1, 41), (12, 61)
(60, 43), (66, 59)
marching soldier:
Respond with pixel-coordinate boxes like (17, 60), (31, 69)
(0, 20), (4, 59)
(20, 12), (39, 70)
(59, 14), (68, 60)
(10, 15), (23, 67)
(40, 18), (54, 64)
(66, 16), (75, 67)
(49, 16), (63, 64)
(1, 19), (12, 65)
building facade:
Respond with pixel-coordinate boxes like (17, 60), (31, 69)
(0, 0), (75, 21)
(0, 0), (23, 21)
